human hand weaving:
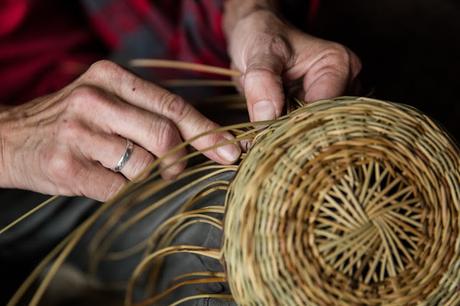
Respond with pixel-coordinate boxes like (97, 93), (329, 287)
(0, 0), (358, 201)
(1, 1), (459, 306)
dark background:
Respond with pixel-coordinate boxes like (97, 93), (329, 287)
(312, 0), (460, 142)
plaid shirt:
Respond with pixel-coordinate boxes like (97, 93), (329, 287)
(0, 0), (319, 104)
(83, 0), (229, 67)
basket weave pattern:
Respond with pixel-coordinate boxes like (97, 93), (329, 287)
(223, 97), (460, 305)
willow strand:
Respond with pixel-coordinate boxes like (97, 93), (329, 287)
(0, 195), (58, 235)
(131, 59), (241, 77)
(8, 60), (460, 306)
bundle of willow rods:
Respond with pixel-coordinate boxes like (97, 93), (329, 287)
(2, 60), (460, 306)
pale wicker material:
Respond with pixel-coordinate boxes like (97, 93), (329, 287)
(224, 97), (460, 306)
(4, 97), (460, 306)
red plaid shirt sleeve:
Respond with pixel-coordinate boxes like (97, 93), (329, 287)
(0, 0), (320, 104)
(82, 0), (230, 71)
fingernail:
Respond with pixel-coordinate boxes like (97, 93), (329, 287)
(216, 135), (241, 163)
(253, 100), (276, 121)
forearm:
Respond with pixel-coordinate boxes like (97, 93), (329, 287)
(223, 0), (279, 36)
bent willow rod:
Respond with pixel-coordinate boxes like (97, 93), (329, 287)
(2, 60), (460, 306)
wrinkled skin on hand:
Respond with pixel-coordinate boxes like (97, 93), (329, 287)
(0, 3), (361, 202)
(0, 61), (241, 201)
(225, 9), (362, 121)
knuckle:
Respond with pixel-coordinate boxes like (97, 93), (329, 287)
(158, 91), (190, 120)
(151, 119), (178, 151)
(47, 152), (79, 181)
(322, 43), (352, 70)
(200, 119), (218, 133)
(68, 85), (102, 111)
(327, 43), (349, 57)
(244, 66), (282, 89)
(82, 60), (123, 84)
(68, 85), (111, 113)
(245, 28), (291, 61)
(245, 37), (288, 75)
(132, 152), (154, 175)
(123, 72), (141, 94)
(193, 119), (219, 142)
(246, 66), (280, 79)
(250, 32), (290, 56)
(266, 35), (291, 61)
(87, 60), (119, 75)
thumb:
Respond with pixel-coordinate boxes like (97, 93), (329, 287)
(242, 54), (285, 122)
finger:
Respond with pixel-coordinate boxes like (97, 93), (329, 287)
(81, 61), (240, 164)
(303, 70), (349, 102)
(77, 162), (127, 202)
(230, 62), (244, 95)
(76, 130), (155, 180)
(303, 46), (358, 102)
(103, 103), (187, 178)
(67, 86), (187, 177)
(242, 54), (285, 122)
(346, 49), (363, 93)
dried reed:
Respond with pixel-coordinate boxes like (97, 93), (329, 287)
(2, 59), (459, 306)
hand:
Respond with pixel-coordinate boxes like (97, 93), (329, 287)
(0, 60), (241, 201)
(224, 8), (362, 121)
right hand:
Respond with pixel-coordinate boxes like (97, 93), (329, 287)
(224, 9), (362, 122)
(0, 60), (241, 201)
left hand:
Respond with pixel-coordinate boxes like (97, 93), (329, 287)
(224, 8), (362, 122)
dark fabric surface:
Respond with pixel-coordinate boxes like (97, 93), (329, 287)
(0, 190), (98, 305)
(0, 168), (237, 305)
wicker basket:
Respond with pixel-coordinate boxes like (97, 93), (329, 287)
(224, 97), (460, 305)
(7, 97), (460, 306)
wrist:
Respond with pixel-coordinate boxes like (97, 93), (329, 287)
(223, 0), (279, 37)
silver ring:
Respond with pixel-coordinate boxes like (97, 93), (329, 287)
(113, 139), (134, 172)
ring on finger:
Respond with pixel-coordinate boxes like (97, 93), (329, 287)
(113, 139), (134, 172)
